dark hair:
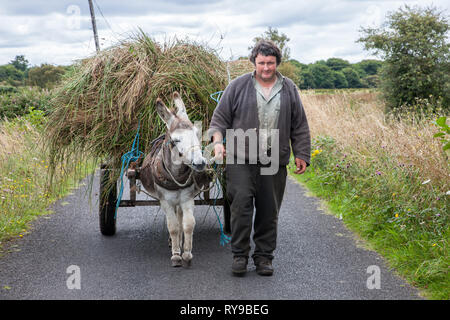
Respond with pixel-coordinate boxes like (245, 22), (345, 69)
(249, 40), (282, 66)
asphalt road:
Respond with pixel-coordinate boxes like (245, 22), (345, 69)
(0, 171), (421, 300)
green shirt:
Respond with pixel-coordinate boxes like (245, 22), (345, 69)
(252, 71), (284, 152)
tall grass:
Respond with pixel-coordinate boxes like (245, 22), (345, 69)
(291, 90), (449, 299)
(0, 110), (94, 246)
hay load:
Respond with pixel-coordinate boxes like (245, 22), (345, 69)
(45, 32), (228, 184)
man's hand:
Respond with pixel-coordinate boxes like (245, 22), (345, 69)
(294, 158), (307, 174)
(213, 142), (226, 162)
(211, 131), (225, 163)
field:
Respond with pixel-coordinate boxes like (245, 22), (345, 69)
(289, 89), (449, 299)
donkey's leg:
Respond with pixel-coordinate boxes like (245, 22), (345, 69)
(180, 199), (195, 266)
(161, 200), (182, 267)
(176, 206), (184, 250)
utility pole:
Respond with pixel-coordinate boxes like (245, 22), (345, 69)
(88, 0), (100, 53)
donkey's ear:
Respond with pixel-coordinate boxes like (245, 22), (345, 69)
(155, 98), (174, 128)
(173, 91), (189, 120)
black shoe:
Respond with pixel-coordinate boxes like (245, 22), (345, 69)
(232, 256), (248, 276)
(254, 257), (274, 276)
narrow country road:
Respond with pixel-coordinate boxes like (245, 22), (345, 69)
(0, 170), (421, 300)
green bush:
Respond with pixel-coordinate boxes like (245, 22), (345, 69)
(358, 5), (450, 113)
(0, 87), (51, 119)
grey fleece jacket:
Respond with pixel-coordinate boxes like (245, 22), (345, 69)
(208, 72), (311, 166)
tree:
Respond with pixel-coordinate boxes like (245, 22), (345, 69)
(333, 71), (348, 88)
(299, 67), (316, 89)
(277, 61), (301, 86)
(250, 26), (291, 61)
(358, 5), (450, 112)
(309, 63), (335, 89)
(10, 55), (29, 72)
(326, 58), (351, 71)
(355, 59), (383, 76)
(0, 64), (24, 86)
(27, 64), (66, 89)
(342, 67), (364, 88)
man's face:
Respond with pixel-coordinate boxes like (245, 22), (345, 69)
(254, 54), (277, 83)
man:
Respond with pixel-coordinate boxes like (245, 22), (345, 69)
(208, 40), (310, 276)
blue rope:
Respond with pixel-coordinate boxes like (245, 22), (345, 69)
(211, 164), (231, 246)
(210, 91), (223, 104)
(115, 121), (144, 218)
(208, 90), (230, 245)
(209, 91), (230, 246)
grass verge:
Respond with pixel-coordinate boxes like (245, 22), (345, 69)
(289, 151), (450, 300)
(288, 137), (449, 300)
(289, 90), (448, 300)
(0, 110), (95, 250)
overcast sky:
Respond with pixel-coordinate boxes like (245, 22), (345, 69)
(0, 0), (448, 66)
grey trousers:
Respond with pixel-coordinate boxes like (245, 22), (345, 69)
(225, 163), (287, 260)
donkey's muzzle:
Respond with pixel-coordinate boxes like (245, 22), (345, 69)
(192, 159), (206, 172)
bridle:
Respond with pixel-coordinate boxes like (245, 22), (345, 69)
(161, 134), (215, 192)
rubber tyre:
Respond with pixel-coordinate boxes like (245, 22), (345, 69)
(99, 168), (117, 236)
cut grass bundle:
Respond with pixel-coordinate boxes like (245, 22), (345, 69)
(45, 32), (228, 188)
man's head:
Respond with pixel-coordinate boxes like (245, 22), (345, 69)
(249, 40), (282, 83)
(249, 40), (282, 66)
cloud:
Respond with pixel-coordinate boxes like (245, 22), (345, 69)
(0, 0), (448, 66)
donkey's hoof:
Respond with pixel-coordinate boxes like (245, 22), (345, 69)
(181, 252), (193, 268)
(171, 254), (182, 267)
(182, 258), (192, 268)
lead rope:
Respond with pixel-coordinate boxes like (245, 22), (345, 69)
(211, 164), (231, 246)
(208, 91), (231, 246)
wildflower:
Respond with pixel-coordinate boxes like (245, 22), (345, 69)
(311, 149), (322, 158)
(395, 213), (399, 218)
(375, 171), (382, 175)
(432, 243), (437, 247)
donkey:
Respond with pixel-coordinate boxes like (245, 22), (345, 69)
(139, 92), (210, 267)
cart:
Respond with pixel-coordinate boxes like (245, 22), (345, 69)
(98, 163), (231, 237)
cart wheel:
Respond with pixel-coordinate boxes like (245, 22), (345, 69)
(99, 167), (117, 236)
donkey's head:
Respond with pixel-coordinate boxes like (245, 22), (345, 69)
(155, 92), (206, 172)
